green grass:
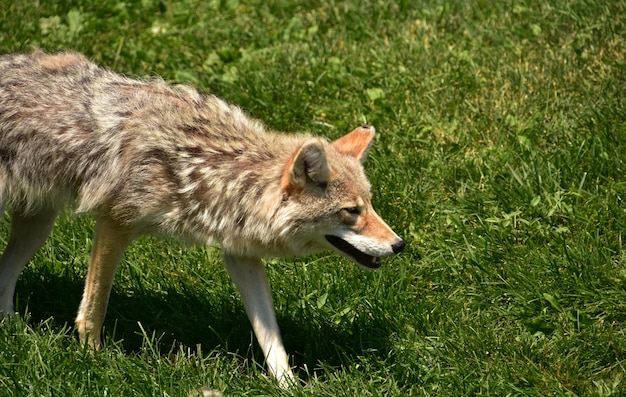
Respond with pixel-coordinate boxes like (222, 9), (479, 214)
(1, 0), (625, 395)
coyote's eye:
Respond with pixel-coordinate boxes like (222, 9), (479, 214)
(343, 206), (361, 215)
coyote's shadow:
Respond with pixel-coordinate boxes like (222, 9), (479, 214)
(15, 267), (394, 379)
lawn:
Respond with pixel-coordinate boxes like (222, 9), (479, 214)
(1, 0), (625, 395)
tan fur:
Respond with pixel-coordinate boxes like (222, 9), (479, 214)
(37, 51), (88, 71)
(0, 51), (405, 387)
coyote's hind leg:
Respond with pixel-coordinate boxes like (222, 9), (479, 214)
(75, 216), (134, 349)
(0, 206), (59, 317)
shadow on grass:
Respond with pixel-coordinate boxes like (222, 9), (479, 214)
(15, 266), (394, 381)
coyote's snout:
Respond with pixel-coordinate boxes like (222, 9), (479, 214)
(0, 51), (405, 387)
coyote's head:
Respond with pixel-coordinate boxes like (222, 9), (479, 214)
(280, 126), (405, 269)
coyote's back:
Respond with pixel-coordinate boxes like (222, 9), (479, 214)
(0, 51), (405, 387)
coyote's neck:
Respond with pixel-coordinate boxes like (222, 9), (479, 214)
(153, 97), (308, 257)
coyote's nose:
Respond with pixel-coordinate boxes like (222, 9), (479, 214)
(391, 239), (406, 254)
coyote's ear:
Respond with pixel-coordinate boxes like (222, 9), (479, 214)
(332, 125), (376, 163)
(282, 140), (331, 193)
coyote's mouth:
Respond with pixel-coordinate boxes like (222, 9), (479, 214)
(325, 235), (381, 269)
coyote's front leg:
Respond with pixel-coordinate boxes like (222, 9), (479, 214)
(224, 254), (295, 387)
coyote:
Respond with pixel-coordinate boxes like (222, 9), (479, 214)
(0, 51), (405, 386)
